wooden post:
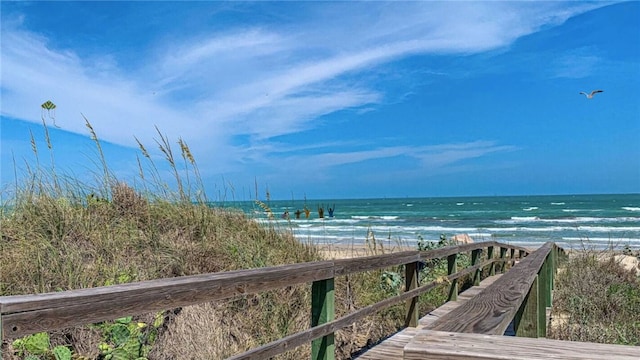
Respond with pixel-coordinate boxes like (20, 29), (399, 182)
(499, 247), (507, 273)
(405, 261), (419, 327)
(542, 254), (552, 308)
(514, 275), (539, 338)
(0, 314), (3, 360)
(488, 246), (495, 276)
(519, 249), (526, 261)
(311, 278), (335, 360)
(447, 253), (458, 302)
(509, 248), (516, 268)
(538, 256), (550, 337)
(551, 245), (556, 291)
(471, 249), (482, 286)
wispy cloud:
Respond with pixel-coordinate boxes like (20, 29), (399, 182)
(0, 1), (606, 181)
(550, 47), (603, 79)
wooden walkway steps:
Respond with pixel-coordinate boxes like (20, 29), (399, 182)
(405, 330), (640, 360)
(355, 274), (504, 359)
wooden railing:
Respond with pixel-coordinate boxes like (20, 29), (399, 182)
(403, 242), (639, 359)
(0, 241), (528, 360)
(429, 241), (561, 336)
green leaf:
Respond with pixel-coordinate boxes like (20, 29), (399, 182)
(115, 316), (133, 324)
(24, 332), (50, 355)
(111, 348), (132, 360)
(123, 337), (142, 357)
(53, 345), (72, 360)
(152, 312), (164, 328)
(110, 324), (131, 346)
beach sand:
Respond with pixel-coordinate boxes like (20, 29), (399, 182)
(317, 243), (639, 275)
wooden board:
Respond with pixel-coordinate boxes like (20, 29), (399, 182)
(355, 275), (504, 359)
(404, 330), (640, 360)
(428, 243), (552, 335)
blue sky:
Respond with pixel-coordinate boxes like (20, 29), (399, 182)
(1, 1), (639, 200)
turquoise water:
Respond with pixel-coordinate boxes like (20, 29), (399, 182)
(217, 194), (640, 250)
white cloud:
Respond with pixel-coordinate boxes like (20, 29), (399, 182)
(1, 1), (607, 179)
(551, 47), (603, 79)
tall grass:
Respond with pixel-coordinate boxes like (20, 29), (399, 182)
(0, 118), (472, 359)
(549, 248), (640, 345)
(0, 119), (323, 359)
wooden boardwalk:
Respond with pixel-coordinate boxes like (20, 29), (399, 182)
(355, 274), (504, 359)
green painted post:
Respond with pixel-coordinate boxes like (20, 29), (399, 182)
(405, 261), (419, 327)
(447, 253), (458, 302)
(311, 278), (335, 360)
(488, 246), (495, 276)
(538, 256), (550, 337)
(514, 275), (539, 338)
(499, 247), (507, 273)
(542, 254), (552, 307)
(471, 249), (482, 286)
(551, 245), (556, 291)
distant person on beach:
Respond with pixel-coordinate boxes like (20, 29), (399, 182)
(318, 206), (324, 219)
(328, 205), (335, 218)
(304, 206), (311, 219)
(281, 211), (289, 220)
(295, 209), (301, 219)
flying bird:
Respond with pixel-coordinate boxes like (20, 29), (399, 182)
(579, 90), (603, 99)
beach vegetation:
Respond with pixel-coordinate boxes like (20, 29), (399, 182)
(550, 247), (640, 345)
(8, 117), (634, 358)
(0, 119), (322, 359)
(1, 118), (465, 359)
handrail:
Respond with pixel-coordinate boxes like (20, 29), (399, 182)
(430, 242), (554, 335)
(0, 241), (530, 358)
(227, 257), (498, 360)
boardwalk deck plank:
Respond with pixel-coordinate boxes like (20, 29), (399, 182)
(355, 274), (503, 359)
(405, 330), (640, 360)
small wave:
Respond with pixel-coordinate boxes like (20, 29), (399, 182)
(456, 202), (465, 206)
(563, 209), (603, 213)
(510, 216), (539, 221)
(562, 237), (640, 244)
(522, 207), (538, 211)
(351, 215), (399, 220)
(551, 202), (565, 205)
(497, 216), (640, 224)
(406, 204), (414, 207)
(622, 207), (640, 212)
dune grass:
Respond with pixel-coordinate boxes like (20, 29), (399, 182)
(1, 119), (461, 359)
(549, 247), (640, 345)
(8, 119), (636, 359)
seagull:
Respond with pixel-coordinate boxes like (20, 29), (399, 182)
(579, 90), (603, 99)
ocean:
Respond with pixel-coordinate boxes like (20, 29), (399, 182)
(219, 194), (640, 250)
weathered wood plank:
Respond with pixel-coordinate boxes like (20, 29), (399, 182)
(357, 275), (504, 360)
(1, 261), (335, 337)
(488, 246), (496, 276)
(404, 262), (419, 327)
(404, 330), (640, 360)
(471, 249), (482, 286)
(514, 275), (539, 337)
(334, 251), (420, 276)
(447, 253), (458, 302)
(333, 242), (528, 276)
(229, 260), (496, 359)
(428, 242), (553, 335)
(0, 241), (531, 348)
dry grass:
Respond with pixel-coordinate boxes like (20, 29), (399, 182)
(0, 119), (459, 359)
(549, 248), (640, 345)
